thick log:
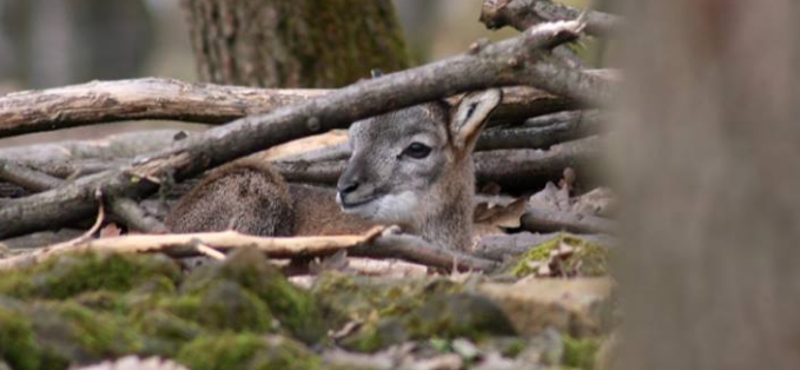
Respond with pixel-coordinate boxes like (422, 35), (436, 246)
(0, 78), (577, 139)
(0, 20), (612, 239)
(480, 0), (622, 37)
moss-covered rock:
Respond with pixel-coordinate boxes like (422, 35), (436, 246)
(0, 300), (145, 370)
(479, 279), (614, 338)
(176, 333), (319, 370)
(0, 252), (181, 300)
(311, 271), (462, 326)
(156, 280), (275, 333)
(342, 293), (516, 353)
(0, 302), (45, 370)
(510, 235), (609, 278)
(181, 248), (325, 344)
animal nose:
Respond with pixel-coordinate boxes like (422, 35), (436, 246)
(337, 180), (360, 195)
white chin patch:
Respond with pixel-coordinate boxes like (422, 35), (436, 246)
(340, 191), (419, 224)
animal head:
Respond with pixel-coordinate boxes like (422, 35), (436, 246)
(336, 89), (502, 231)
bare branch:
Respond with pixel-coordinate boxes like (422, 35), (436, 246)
(0, 20), (611, 239)
(0, 226), (387, 271)
(0, 79), (576, 139)
(351, 233), (499, 272)
(481, 0), (622, 37)
(0, 79), (323, 138)
(476, 109), (605, 151)
(521, 206), (615, 234)
(0, 160), (65, 191)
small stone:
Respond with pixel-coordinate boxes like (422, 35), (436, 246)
(479, 278), (614, 337)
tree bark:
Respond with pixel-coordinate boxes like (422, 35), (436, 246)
(181, 0), (411, 88)
(615, 0), (800, 369)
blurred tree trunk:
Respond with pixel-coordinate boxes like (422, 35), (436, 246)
(181, 0), (411, 88)
(613, 0), (800, 369)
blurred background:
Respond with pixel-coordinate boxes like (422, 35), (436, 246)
(0, 0), (589, 147)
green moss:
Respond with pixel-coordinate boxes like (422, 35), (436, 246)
(0, 252), (181, 300)
(312, 271), (461, 327)
(176, 333), (319, 370)
(0, 304), (44, 370)
(156, 280), (274, 333)
(35, 301), (143, 361)
(511, 235), (609, 278)
(405, 293), (517, 340)
(135, 310), (206, 356)
(562, 336), (602, 370)
(342, 293), (516, 353)
(182, 248), (324, 343)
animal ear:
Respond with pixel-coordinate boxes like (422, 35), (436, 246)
(450, 89), (502, 154)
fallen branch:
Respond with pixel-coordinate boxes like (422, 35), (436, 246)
(0, 226), (387, 271)
(475, 135), (601, 189)
(351, 233), (499, 272)
(476, 109), (604, 151)
(0, 130), (185, 178)
(0, 79), (573, 139)
(521, 206), (615, 234)
(481, 0), (622, 36)
(0, 79), (323, 138)
(0, 19), (611, 239)
(0, 160), (65, 191)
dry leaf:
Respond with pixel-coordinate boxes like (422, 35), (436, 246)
(474, 197), (528, 235)
(99, 223), (122, 238)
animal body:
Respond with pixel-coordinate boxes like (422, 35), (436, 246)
(166, 89), (502, 251)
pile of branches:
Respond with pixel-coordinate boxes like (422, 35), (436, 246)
(0, 0), (618, 274)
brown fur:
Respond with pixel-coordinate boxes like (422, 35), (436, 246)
(166, 159), (374, 237)
(166, 159), (295, 236)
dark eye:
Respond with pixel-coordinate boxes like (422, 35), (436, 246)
(402, 142), (431, 159)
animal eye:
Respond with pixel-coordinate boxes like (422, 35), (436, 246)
(402, 142), (431, 159)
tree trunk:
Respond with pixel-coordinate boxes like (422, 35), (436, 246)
(181, 0), (411, 88)
(614, 0), (800, 369)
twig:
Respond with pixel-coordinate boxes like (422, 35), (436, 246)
(195, 243), (226, 260)
(480, 0), (622, 37)
(49, 191), (105, 250)
(0, 20), (611, 239)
